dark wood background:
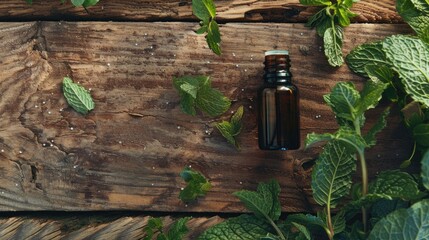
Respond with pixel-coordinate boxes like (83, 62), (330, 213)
(0, 0), (415, 238)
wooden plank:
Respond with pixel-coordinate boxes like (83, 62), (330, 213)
(0, 22), (413, 212)
(0, 215), (223, 239)
(0, 0), (402, 23)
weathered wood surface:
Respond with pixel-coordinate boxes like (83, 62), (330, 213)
(0, 215), (222, 239)
(0, 0), (401, 23)
(0, 22), (413, 212)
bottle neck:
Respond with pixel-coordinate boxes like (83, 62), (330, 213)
(263, 54), (292, 84)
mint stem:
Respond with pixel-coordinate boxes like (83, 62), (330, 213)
(354, 119), (368, 234)
(266, 214), (286, 240)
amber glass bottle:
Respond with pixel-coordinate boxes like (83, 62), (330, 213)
(258, 50), (300, 150)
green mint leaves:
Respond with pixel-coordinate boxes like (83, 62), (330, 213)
(215, 106), (244, 149)
(62, 77), (95, 115)
(192, 0), (222, 55)
(173, 76), (231, 117)
(144, 217), (190, 240)
(179, 167), (211, 202)
(199, 180), (284, 240)
(347, 35), (429, 107)
(301, 0), (358, 67)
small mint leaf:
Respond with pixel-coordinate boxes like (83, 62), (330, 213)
(216, 106), (244, 148)
(62, 77), (95, 115)
(216, 121), (236, 146)
(202, 0), (216, 18)
(233, 180), (281, 222)
(173, 76), (230, 117)
(324, 82), (360, 122)
(71, 0), (85, 6)
(356, 79), (388, 115)
(369, 170), (421, 200)
(166, 217), (191, 240)
(195, 25), (208, 34)
(192, 0), (211, 21)
(337, 6), (351, 27)
(346, 42), (390, 77)
(195, 84), (230, 117)
(291, 222), (312, 240)
(82, 0), (99, 7)
(206, 20), (222, 55)
(324, 25), (344, 67)
(179, 167), (211, 202)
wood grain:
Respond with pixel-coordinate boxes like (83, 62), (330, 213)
(0, 22), (413, 212)
(0, 215), (223, 239)
(0, 0), (402, 23)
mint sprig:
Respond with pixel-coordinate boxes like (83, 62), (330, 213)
(192, 0), (222, 55)
(301, 0), (358, 67)
(215, 106), (244, 149)
(179, 167), (211, 202)
(62, 77), (95, 115)
(173, 76), (231, 117)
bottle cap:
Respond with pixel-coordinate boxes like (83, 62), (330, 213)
(265, 50), (289, 56)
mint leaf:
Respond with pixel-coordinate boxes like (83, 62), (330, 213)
(411, 0), (429, 13)
(179, 167), (211, 202)
(173, 76), (231, 117)
(356, 80), (388, 116)
(206, 20), (222, 55)
(71, 0), (85, 6)
(346, 42), (390, 77)
(331, 211), (346, 234)
(365, 64), (398, 102)
(166, 217), (190, 240)
(197, 214), (273, 240)
(305, 132), (334, 148)
(62, 77), (95, 115)
(143, 217), (163, 240)
(233, 180), (281, 221)
(368, 199), (429, 240)
(299, 0), (332, 6)
(324, 82), (360, 121)
(422, 150), (429, 191)
(311, 141), (356, 207)
(195, 83), (230, 117)
(364, 107), (390, 147)
(324, 25), (344, 67)
(291, 222), (312, 240)
(215, 106), (244, 148)
(369, 170), (421, 200)
(82, 0), (99, 7)
(413, 124), (429, 147)
(337, 6), (351, 27)
(398, 0), (429, 37)
(305, 8), (332, 37)
(192, 0), (211, 21)
(345, 194), (393, 215)
(192, 0), (222, 55)
(287, 214), (326, 230)
(383, 35), (429, 107)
